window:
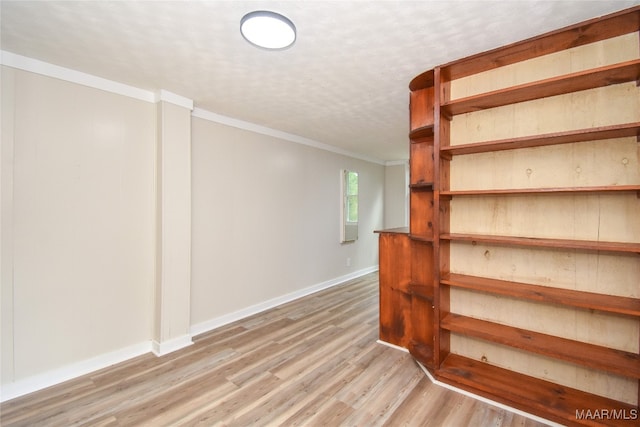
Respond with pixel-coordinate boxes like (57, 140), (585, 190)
(341, 169), (358, 242)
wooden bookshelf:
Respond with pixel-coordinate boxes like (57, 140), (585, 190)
(378, 6), (640, 423)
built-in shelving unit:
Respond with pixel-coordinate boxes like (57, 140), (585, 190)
(379, 6), (640, 426)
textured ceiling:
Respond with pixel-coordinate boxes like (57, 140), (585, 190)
(2, 0), (639, 162)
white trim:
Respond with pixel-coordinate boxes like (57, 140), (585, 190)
(384, 160), (408, 166)
(376, 340), (409, 353)
(151, 335), (193, 357)
(156, 89), (194, 111)
(0, 268), (378, 402)
(0, 50), (156, 103)
(406, 357), (563, 427)
(190, 265), (379, 337)
(192, 108), (385, 166)
(0, 342), (151, 402)
(1, 51), (385, 165)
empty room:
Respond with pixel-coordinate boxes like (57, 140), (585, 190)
(1, 1), (639, 426)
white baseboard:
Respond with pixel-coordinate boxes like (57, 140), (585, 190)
(151, 334), (193, 356)
(190, 266), (378, 337)
(0, 341), (151, 402)
(376, 339), (409, 353)
(2, 267), (378, 402)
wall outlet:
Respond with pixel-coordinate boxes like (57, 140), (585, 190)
(346, 257), (351, 267)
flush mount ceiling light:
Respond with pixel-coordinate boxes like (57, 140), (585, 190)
(240, 11), (296, 50)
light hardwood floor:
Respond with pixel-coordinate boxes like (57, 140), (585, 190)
(1, 273), (550, 426)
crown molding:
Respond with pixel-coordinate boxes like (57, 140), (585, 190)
(385, 160), (408, 166)
(0, 50), (156, 103)
(156, 89), (193, 110)
(192, 108), (385, 165)
(1, 50), (384, 165)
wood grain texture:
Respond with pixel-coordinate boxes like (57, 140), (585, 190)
(442, 273), (640, 317)
(0, 274), (549, 427)
(441, 313), (640, 379)
(442, 59), (640, 115)
(441, 233), (640, 254)
(441, 122), (640, 156)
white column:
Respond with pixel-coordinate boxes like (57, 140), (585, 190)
(1, 67), (16, 382)
(153, 91), (193, 355)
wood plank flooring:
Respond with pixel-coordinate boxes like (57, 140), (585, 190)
(1, 273), (550, 426)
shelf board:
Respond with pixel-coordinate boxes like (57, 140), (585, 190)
(441, 59), (640, 116)
(436, 354), (639, 427)
(374, 227), (409, 235)
(440, 185), (640, 197)
(441, 233), (640, 254)
(409, 125), (434, 140)
(441, 314), (640, 379)
(409, 182), (434, 191)
(408, 234), (434, 243)
(442, 273), (640, 317)
(409, 69), (435, 91)
(440, 6), (640, 81)
(440, 122), (640, 156)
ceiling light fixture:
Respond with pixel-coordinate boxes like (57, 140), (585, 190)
(240, 11), (296, 50)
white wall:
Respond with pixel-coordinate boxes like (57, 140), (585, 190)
(1, 60), (388, 398)
(1, 67), (156, 384)
(190, 118), (384, 328)
(383, 162), (408, 229)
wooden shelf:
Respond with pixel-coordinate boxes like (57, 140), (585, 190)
(440, 185), (640, 198)
(442, 273), (640, 317)
(409, 182), (434, 191)
(409, 125), (434, 140)
(409, 69), (434, 91)
(408, 234), (433, 243)
(441, 59), (640, 116)
(440, 122), (640, 157)
(441, 233), (640, 254)
(374, 227), (409, 235)
(436, 354), (639, 427)
(440, 6), (640, 81)
(441, 314), (640, 379)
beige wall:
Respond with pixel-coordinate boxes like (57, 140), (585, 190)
(1, 62), (387, 397)
(383, 162), (408, 229)
(190, 118), (384, 327)
(1, 67), (156, 383)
